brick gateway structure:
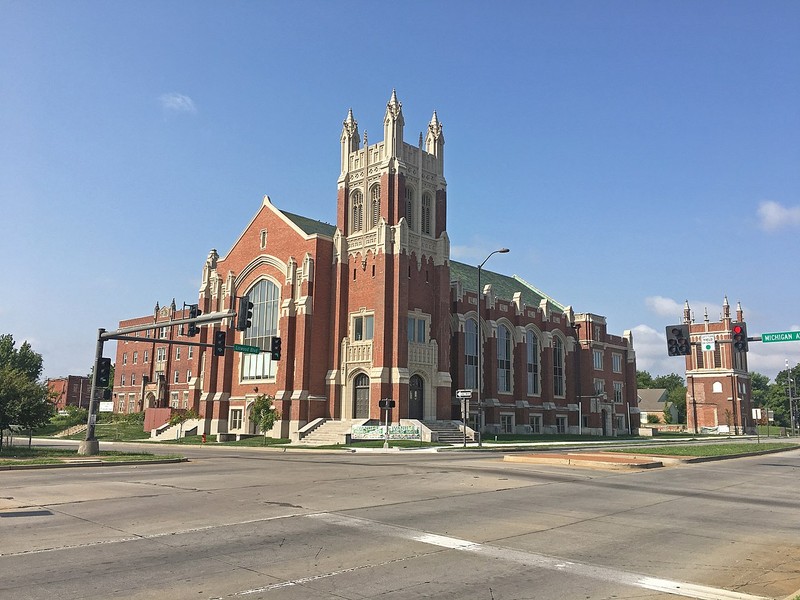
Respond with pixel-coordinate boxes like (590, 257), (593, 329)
(114, 91), (638, 440)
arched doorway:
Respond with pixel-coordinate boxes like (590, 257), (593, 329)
(601, 409), (609, 436)
(353, 373), (370, 419)
(409, 375), (424, 419)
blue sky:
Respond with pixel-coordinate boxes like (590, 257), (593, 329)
(1, 1), (798, 382)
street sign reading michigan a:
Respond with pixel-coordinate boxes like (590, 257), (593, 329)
(761, 331), (800, 343)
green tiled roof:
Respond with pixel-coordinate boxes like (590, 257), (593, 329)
(450, 260), (566, 313)
(281, 210), (337, 237)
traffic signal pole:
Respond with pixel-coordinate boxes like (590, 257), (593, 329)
(76, 310), (234, 457)
(78, 328), (106, 456)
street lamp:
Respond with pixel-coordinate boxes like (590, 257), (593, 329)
(476, 247), (510, 447)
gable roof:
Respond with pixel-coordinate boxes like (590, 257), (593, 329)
(449, 260), (566, 314)
(637, 388), (669, 411)
(280, 210), (336, 237)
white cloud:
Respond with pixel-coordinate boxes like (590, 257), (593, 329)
(630, 324), (683, 377)
(757, 200), (800, 232)
(159, 92), (197, 114)
(645, 296), (683, 318)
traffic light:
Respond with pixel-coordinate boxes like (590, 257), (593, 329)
(665, 324), (691, 356)
(270, 336), (282, 361)
(187, 304), (201, 337)
(236, 295), (253, 331)
(96, 357), (112, 387)
(732, 323), (748, 352)
(213, 330), (227, 356)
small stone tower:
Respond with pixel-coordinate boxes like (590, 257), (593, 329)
(683, 297), (752, 433)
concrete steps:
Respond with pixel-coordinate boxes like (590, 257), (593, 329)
(423, 420), (473, 444)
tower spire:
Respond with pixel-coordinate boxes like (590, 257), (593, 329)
(340, 108), (360, 175)
(383, 89), (404, 158)
(425, 110), (445, 164)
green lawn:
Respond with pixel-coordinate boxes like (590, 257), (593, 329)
(157, 435), (290, 446)
(611, 442), (797, 457)
(0, 447), (181, 466)
(62, 422), (151, 441)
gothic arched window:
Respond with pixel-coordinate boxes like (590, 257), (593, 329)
(465, 318), (478, 390)
(421, 193), (432, 235)
(405, 187), (415, 231)
(497, 324), (512, 393)
(241, 279), (280, 380)
(350, 190), (363, 233)
(553, 336), (565, 397)
(370, 184), (381, 228)
(526, 330), (540, 395)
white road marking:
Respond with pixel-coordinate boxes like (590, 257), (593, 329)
(306, 512), (773, 600)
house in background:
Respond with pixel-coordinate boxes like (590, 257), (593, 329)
(637, 388), (676, 424)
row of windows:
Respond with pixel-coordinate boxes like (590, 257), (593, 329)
(119, 369), (192, 387)
(404, 187), (433, 235)
(349, 185), (435, 235)
(122, 345), (194, 365)
(350, 185), (382, 233)
(464, 320), (565, 396)
(593, 349), (624, 373)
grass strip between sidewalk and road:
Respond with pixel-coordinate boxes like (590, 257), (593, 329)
(0, 447), (182, 466)
(608, 442), (797, 457)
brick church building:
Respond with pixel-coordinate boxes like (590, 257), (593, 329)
(113, 91), (639, 441)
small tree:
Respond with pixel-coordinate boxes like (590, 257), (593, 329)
(251, 394), (280, 445)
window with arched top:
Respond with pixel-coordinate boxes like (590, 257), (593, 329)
(465, 318), (478, 390)
(497, 324), (512, 393)
(553, 336), (565, 396)
(405, 187), (415, 231)
(350, 190), (363, 233)
(241, 279), (280, 380)
(370, 184), (381, 228)
(526, 330), (540, 395)
(421, 193), (432, 234)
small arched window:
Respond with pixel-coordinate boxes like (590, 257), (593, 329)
(370, 184), (381, 228)
(421, 193), (432, 235)
(553, 336), (565, 396)
(497, 325), (512, 393)
(465, 318), (478, 390)
(405, 187), (414, 231)
(350, 190), (364, 233)
(526, 330), (540, 395)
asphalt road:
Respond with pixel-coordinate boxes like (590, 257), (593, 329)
(1, 441), (799, 600)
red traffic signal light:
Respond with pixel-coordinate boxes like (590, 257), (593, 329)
(732, 323), (748, 352)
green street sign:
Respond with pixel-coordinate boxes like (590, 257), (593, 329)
(761, 331), (800, 343)
(233, 343), (261, 354)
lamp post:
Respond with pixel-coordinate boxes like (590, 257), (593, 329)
(476, 248), (509, 447)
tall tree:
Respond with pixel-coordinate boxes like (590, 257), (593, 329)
(0, 335), (53, 449)
(636, 370), (654, 389)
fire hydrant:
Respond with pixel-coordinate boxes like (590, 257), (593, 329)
(201, 433), (207, 444)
